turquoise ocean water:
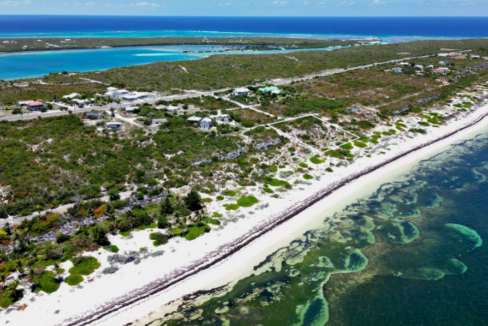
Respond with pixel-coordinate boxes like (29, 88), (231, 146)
(144, 127), (488, 326)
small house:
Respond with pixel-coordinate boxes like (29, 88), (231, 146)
(166, 106), (180, 114)
(414, 64), (424, 70)
(105, 122), (123, 130)
(187, 116), (203, 123)
(200, 118), (212, 131)
(17, 100), (33, 107)
(85, 112), (104, 120)
(26, 101), (46, 111)
(433, 68), (444, 73)
(346, 108), (361, 114)
(125, 106), (138, 113)
(152, 118), (168, 126)
(233, 87), (251, 97)
(210, 111), (231, 122)
(426, 65), (434, 70)
(438, 61), (449, 66)
(73, 99), (87, 106)
(398, 62), (410, 66)
(392, 68), (403, 73)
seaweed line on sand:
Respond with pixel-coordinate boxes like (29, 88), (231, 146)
(60, 109), (488, 326)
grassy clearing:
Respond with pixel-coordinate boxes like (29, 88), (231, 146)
(69, 257), (100, 276)
(66, 274), (84, 286)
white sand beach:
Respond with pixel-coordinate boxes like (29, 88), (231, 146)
(2, 96), (488, 326)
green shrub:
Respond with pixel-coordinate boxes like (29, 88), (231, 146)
(269, 165), (278, 172)
(309, 157), (324, 164)
(266, 178), (290, 187)
(213, 212), (223, 218)
(216, 196), (224, 201)
(263, 187), (274, 193)
(237, 196), (259, 207)
(303, 174), (313, 180)
(326, 167), (334, 172)
(66, 274), (84, 286)
(204, 217), (221, 225)
(34, 272), (60, 294)
(354, 141), (367, 148)
(104, 245), (119, 253)
(340, 143), (354, 150)
(225, 204), (240, 211)
(56, 234), (71, 244)
(184, 224), (211, 241)
(69, 257), (101, 276)
(150, 232), (169, 246)
(0, 288), (23, 308)
(204, 198), (212, 202)
(299, 162), (309, 168)
(169, 228), (183, 236)
(410, 128), (427, 134)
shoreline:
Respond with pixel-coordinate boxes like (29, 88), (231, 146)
(2, 94), (488, 326)
(58, 104), (488, 326)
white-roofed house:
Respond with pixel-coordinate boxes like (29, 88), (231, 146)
(125, 106), (138, 113)
(105, 122), (123, 130)
(166, 106), (180, 114)
(187, 116), (203, 123)
(152, 118), (168, 126)
(232, 87), (251, 97)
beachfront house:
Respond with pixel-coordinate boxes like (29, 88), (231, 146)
(258, 86), (281, 95)
(392, 68), (403, 73)
(398, 62), (410, 66)
(433, 68), (445, 73)
(105, 122), (123, 130)
(438, 61), (449, 66)
(26, 101), (46, 111)
(200, 118), (212, 131)
(414, 64), (424, 70)
(441, 67), (450, 72)
(426, 65), (434, 70)
(152, 118), (168, 126)
(232, 87), (251, 97)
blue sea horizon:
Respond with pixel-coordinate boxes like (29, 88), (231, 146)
(1, 16), (488, 42)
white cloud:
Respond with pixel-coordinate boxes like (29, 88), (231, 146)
(303, 0), (310, 5)
(23, 0), (32, 4)
(371, 0), (386, 4)
(135, 1), (161, 7)
(218, 2), (231, 6)
(272, 0), (287, 5)
(85, 1), (95, 5)
(317, 1), (326, 7)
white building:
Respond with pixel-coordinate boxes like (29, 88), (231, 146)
(166, 106), (180, 114)
(125, 106), (138, 113)
(62, 93), (80, 99)
(187, 116), (203, 123)
(232, 87), (251, 97)
(105, 122), (123, 130)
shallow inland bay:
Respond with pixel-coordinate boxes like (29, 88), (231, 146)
(140, 128), (488, 326)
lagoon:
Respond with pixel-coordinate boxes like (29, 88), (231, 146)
(0, 44), (347, 80)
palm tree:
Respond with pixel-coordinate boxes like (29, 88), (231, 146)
(27, 269), (35, 283)
(15, 261), (24, 276)
(0, 273), (7, 290)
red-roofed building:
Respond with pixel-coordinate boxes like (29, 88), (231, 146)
(27, 101), (46, 111)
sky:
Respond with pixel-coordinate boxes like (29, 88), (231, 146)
(0, 0), (487, 16)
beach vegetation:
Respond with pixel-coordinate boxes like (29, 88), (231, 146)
(303, 174), (314, 180)
(66, 274), (84, 286)
(150, 232), (169, 246)
(69, 257), (100, 276)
